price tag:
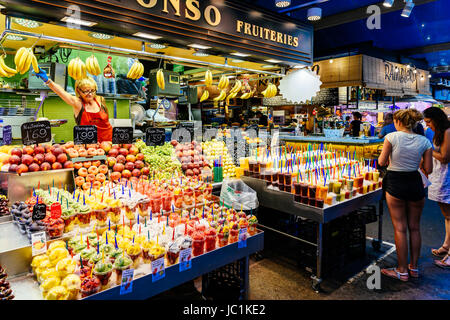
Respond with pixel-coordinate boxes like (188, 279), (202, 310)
(32, 203), (47, 221)
(112, 127), (133, 145)
(74, 125), (98, 145)
(179, 248), (192, 272)
(50, 203), (62, 219)
(146, 127), (165, 146)
(31, 231), (47, 257)
(238, 228), (248, 248)
(120, 268), (134, 295)
(151, 257), (165, 282)
(3, 125), (12, 145)
(21, 121), (51, 146)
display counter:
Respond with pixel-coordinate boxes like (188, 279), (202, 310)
(280, 135), (384, 159)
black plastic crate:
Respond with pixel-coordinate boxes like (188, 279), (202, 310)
(357, 205), (378, 224)
(202, 260), (246, 300)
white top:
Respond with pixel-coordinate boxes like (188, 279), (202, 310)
(428, 144), (450, 204)
(386, 131), (432, 172)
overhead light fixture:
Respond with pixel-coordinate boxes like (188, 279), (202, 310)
(406, 64), (410, 69)
(426, 36), (431, 40)
(61, 16), (97, 27)
(148, 42), (167, 49)
(428, 74), (432, 78)
(307, 7), (322, 21)
(232, 59), (244, 63)
(420, 75), (424, 80)
(133, 32), (161, 40)
(413, 68), (417, 74)
(265, 59), (281, 63)
(395, 66), (399, 72)
(13, 18), (42, 29)
(230, 52), (251, 57)
(6, 35), (26, 41)
(401, 0), (415, 18)
(293, 65), (304, 69)
(383, 0), (395, 7)
(329, 59), (334, 64)
(88, 32), (114, 40)
(188, 44), (211, 50)
(193, 50), (209, 57)
(262, 65), (275, 69)
(275, 0), (291, 8)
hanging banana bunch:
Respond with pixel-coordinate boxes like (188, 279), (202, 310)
(205, 69), (213, 87)
(200, 89), (209, 102)
(240, 90), (254, 100)
(68, 57), (87, 81)
(213, 89), (227, 101)
(14, 47), (39, 75)
(127, 59), (144, 80)
(262, 83), (277, 98)
(217, 75), (229, 90)
(0, 54), (17, 78)
(226, 91), (238, 101)
(85, 55), (101, 76)
(229, 79), (242, 94)
(156, 69), (165, 90)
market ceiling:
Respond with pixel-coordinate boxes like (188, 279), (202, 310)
(252, 0), (450, 69)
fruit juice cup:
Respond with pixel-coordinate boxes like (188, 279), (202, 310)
(243, 169), (250, 177)
(308, 185), (316, 198)
(162, 193), (172, 213)
(78, 211), (91, 228)
(173, 191), (184, 209)
(316, 185), (327, 200)
(279, 184), (286, 192)
(277, 172), (284, 185)
(325, 195), (333, 206)
(373, 171), (380, 182)
(346, 179), (354, 191)
(265, 171), (273, 185)
(378, 180), (383, 189)
(47, 223), (65, 239)
(229, 228), (239, 244)
(80, 277), (101, 298)
(363, 185), (368, 194)
(365, 172), (373, 181)
(333, 182), (342, 194)
(218, 232), (229, 247)
(354, 176), (364, 188)
(239, 157), (249, 170)
(300, 182), (309, 197)
(254, 161), (261, 174)
(301, 196), (308, 204)
(124, 204), (137, 222)
(94, 209), (108, 227)
(183, 188), (194, 207)
(204, 184), (213, 201)
(109, 207), (121, 225)
(315, 198), (324, 208)
(272, 181), (279, 190)
(62, 214), (76, 233)
(93, 263), (113, 286)
(248, 223), (257, 236)
(150, 193), (162, 213)
(284, 185), (292, 193)
(192, 234), (205, 256)
(248, 160), (256, 173)
(294, 195), (301, 203)
(284, 173), (292, 186)
(328, 180), (335, 193)
(205, 231), (217, 252)
(138, 199), (150, 218)
(345, 191), (351, 199)
(358, 186), (363, 194)
(308, 197), (315, 206)
(293, 182), (301, 195)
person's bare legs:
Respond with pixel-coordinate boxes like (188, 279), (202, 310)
(406, 198), (425, 269)
(386, 192), (408, 273)
(438, 202), (450, 250)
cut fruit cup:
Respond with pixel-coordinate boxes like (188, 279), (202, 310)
(77, 211), (92, 228)
(62, 214), (76, 233)
(124, 204), (137, 223)
(248, 224), (257, 236)
(138, 200), (150, 218)
(94, 208), (108, 227)
(108, 206), (121, 224)
(218, 233), (229, 247)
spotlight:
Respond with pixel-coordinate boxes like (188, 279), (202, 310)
(401, 0), (415, 18)
(329, 59), (334, 64)
(275, 0), (291, 8)
(383, 0), (395, 7)
(307, 7), (322, 21)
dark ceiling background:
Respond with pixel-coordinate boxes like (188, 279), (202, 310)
(244, 0), (449, 69)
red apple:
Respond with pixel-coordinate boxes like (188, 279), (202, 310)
(129, 145), (139, 156)
(34, 145), (45, 154)
(110, 171), (121, 181)
(116, 155), (126, 164)
(122, 144), (132, 150)
(132, 169), (141, 177)
(121, 169), (132, 179)
(125, 162), (135, 171)
(40, 162), (51, 171)
(21, 154), (34, 166)
(22, 146), (34, 156)
(57, 154), (68, 164)
(64, 161), (74, 169)
(126, 154), (136, 163)
(44, 153), (56, 164)
(9, 155), (21, 165)
(33, 153), (45, 165)
(119, 148), (129, 157)
(44, 144), (52, 153)
(8, 164), (18, 173)
(28, 163), (40, 172)
(113, 163), (124, 173)
(17, 164), (29, 175)
(100, 141), (112, 153)
(141, 167), (150, 176)
(134, 160), (144, 169)
(107, 157), (117, 167)
(51, 147), (64, 157)
(108, 148), (119, 157)
(52, 162), (63, 170)
(136, 153), (145, 161)
(11, 148), (22, 157)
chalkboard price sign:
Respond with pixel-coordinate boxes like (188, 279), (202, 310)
(112, 127), (133, 145)
(3, 125), (12, 145)
(74, 125), (98, 145)
(146, 127), (166, 146)
(21, 121), (52, 146)
(32, 203), (47, 221)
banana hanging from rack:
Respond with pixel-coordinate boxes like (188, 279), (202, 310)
(262, 83), (277, 98)
(226, 91), (238, 100)
(200, 89), (209, 102)
(127, 60), (144, 80)
(213, 89), (227, 101)
(14, 47), (39, 74)
(240, 91), (254, 100)
(0, 55), (17, 77)
(229, 79), (242, 94)
(86, 55), (101, 76)
(205, 69), (213, 87)
(217, 75), (229, 90)
(67, 57), (87, 81)
(156, 69), (165, 90)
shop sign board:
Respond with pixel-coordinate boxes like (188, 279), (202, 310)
(74, 125), (98, 145)
(146, 127), (166, 146)
(21, 121), (52, 146)
(112, 127), (134, 145)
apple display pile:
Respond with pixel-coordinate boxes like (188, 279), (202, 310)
(63, 141), (107, 159)
(8, 144), (73, 175)
(202, 139), (236, 178)
(135, 140), (181, 180)
(106, 143), (149, 182)
(172, 140), (209, 179)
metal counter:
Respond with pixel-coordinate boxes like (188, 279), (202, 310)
(279, 135), (384, 145)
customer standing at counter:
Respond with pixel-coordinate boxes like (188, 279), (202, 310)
(33, 69), (113, 142)
(350, 112), (362, 137)
(378, 109), (433, 281)
(379, 113), (396, 138)
(423, 107), (450, 268)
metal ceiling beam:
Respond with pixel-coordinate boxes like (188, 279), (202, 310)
(399, 42), (450, 55)
(278, 0), (329, 14)
(314, 0), (438, 30)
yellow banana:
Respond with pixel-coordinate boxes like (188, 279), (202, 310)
(14, 47), (27, 67)
(20, 49), (33, 74)
(230, 80), (241, 94)
(214, 89), (227, 101)
(75, 58), (82, 80)
(31, 55), (39, 73)
(224, 76), (229, 89)
(90, 55), (101, 76)
(240, 92), (252, 99)
(200, 90), (209, 102)
(157, 69), (165, 90)
(68, 58), (75, 79)
(127, 61), (137, 79)
(138, 62), (144, 78)
(0, 56), (17, 76)
(0, 65), (9, 77)
(85, 56), (93, 75)
(205, 70), (212, 87)
(218, 75), (225, 89)
(271, 84), (277, 97)
(94, 57), (102, 75)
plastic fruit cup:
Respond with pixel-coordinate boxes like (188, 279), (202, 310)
(167, 250), (180, 265)
(80, 277), (101, 298)
(47, 223), (65, 239)
(78, 211), (91, 228)
(124, 204), (137, 222)
(293, 182), (301, 195)
(294, 195), (301, 203)
(162, 194), (172, 212)
(142, 248), (151, 264)
(205, 234), (216, 252)
(109, 207), (121, 224)
(128, 251), (142, 269)
(94, 209), (108, 227)
(150, 194), (162, 213)
(277, 172), (284, 185)
(300, 183), (309, 197)
(218, 233), (228, 247)
(284, 173), (292, 185)
(204, 185), (213, 200)
(333, 182), (342, 194)
(354, 176), (364, 188)
(114, 264), (131, 286)
(138, 200), (150, 218)
(93, 268), (113, 286)
(308, 185), (316, 198)
(173, 192), (183, 209)
(373, 171), (380, 182)
(248, 224), (257, 236)
(315, 199), (324, 208)
(62, 214), (76, 233)
(192, 238), (205, 256)
(229, 229), (239, 244)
